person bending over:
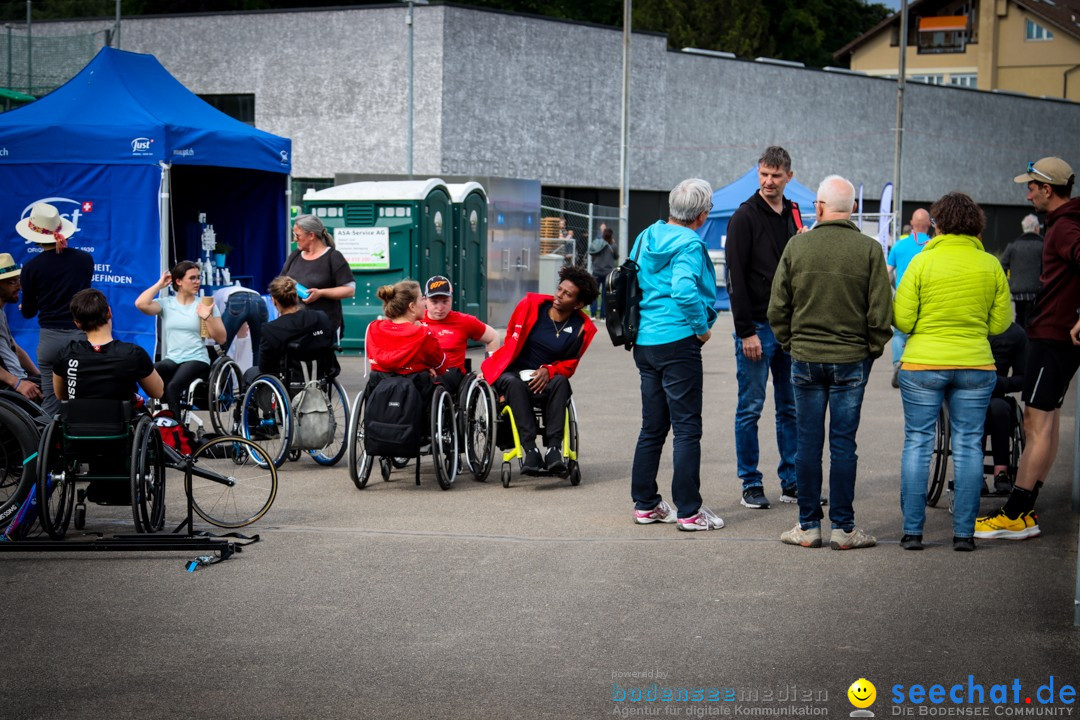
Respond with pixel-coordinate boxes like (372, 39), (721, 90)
(481, 265), (598, 476)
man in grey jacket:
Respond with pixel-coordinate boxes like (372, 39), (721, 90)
(998, 214), (1043, 326)
(588, 226), (618, 319)
(768, 175), (893, 550)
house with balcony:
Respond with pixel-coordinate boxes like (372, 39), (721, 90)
(834, 0), (1080, 100)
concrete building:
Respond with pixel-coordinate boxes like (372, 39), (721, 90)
(24, 3), (1080, 248)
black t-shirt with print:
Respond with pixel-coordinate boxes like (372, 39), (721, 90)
(54, 339), (154, 401)
(509, 301), (585, 373)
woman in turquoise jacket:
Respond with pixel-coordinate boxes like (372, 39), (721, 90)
(894, 192), (1012, 551)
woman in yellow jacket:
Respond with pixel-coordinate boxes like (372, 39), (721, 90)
(894, 192), (1012, 552)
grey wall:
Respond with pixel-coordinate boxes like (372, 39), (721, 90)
(31, 5), (1080, 208)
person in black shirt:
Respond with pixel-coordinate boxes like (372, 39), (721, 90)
(16, 203), (94, 415)
(53, 289), (163, 403)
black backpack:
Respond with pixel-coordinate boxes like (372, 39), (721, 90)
(604, 237), (644, 351)
(364, 375), (423, 457)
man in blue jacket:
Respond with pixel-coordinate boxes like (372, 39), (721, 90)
(630, 178), (723, 531)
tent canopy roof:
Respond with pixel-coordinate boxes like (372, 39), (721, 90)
(0, 47), (290, 174)
(305, 178), (450, 202)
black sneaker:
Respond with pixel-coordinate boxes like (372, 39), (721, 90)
(544, 446), (566, 474)
(953, 536), (976, 552)
(993, 471), (1013, 496)
(521, 447), (543, 476)
(741, 487), (770, 509)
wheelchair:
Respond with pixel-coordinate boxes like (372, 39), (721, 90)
(237, 344), (348, 469)
(347, 372), (459, 491)
(495, 395), (581, 488)
(0, 391), (48, 532)
(925, 396), (1025, 512)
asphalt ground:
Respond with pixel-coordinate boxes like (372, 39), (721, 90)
(2, 311), (1078, 720)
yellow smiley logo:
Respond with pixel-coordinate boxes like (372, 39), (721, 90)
(848, 678), (877, 709)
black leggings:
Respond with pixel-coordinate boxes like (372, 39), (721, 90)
(156, 359), (210, 412)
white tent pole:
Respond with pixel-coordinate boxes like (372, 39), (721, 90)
(158, 162), (171, 360)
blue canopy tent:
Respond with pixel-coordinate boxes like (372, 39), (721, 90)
(698, 167), (817, 251)
(0, 47), (291, 358)
(697, 167), (816, 311)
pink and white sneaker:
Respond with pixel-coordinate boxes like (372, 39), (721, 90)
(677, 505), (725, 531)
(633, 500), (677, 524)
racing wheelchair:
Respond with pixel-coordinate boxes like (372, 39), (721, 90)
(235, 342), (349, 469)
(0, 390), (49, 534)
(495, 392), (581, 489)
(34, 398), (279, 538)
(925, 396), (1025, 511)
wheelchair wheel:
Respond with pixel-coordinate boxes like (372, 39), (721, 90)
(309, 379), (349, 466)
(430, 386), (458, 491)
(131, 415), (166, 533)
(501, 462), (511, 489)
(36, 420), (75, 539)
(380, 457), (392, 482)
(927, 405), (950, 507)
(567, 399), (581, 486)
(185, 436), (279, 528)
(208, 357), (243, 436)
(346, 388), (373, 489)
(462, 376), (497, 482)
(1007, 399), (1025, 483)
(240, 375), (292, 469)
(0, 400), (41, 529)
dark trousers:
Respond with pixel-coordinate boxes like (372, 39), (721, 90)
(222, 291), (269, 365)
(156, 359), (210, 412)
(984, 396), (1012, 467)
(590, 273), (608, 318)
(630, 336), (704, 519)
(494, 372), (571, 448)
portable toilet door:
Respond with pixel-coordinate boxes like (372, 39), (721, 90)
(448, 182), (488, 322)
(302, 178), (451, 350)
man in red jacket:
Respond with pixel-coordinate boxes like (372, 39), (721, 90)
(977, 157), (1078, 541)
(482, 265), (598, 475)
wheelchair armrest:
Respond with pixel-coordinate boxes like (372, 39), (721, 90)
(60, 399), (134, 438)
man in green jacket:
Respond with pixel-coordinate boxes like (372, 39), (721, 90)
(768, 175), (893, 550)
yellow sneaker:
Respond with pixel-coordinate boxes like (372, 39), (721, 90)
(1021, 511), (1040, 539)
(973, 510), (1031, 540)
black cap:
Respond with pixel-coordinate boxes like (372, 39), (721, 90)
(425, 275), (453, 297)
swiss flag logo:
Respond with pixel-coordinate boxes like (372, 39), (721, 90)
(81, 201), (93, 213)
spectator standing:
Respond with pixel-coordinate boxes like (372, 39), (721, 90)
(976, 157), (1079, 540)
(0, 253), (42, 402)
(725, 146), (802, 509)
(769, 175), (892, 550)
(895, 192), (1011, 552)
(588, 227), (618, 319)
(16, 202), (93, 415)
(282, 214), (355, 342)
(630, 178), (722, 531)
(886, 208), (932, 388)
(998, 214), (1043, 327)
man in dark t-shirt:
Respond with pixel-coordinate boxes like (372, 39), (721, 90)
(53, 289), (163, 403)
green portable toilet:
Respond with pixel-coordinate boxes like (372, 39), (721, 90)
(302, 178), (452, 350)
(447, 182), (488, 322)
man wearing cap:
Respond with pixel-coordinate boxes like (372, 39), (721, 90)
(16, 202), (93, 415)
(0, 254), (42, 402)
(420, 275), (500, 396)
(976, 157), (1080, 541)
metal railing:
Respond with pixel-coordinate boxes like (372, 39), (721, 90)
(540, 195), (619, 269)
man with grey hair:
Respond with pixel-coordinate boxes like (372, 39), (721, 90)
(726, 145), (802, 509)
(999, 213), (1044, 327)
(629, 178), (723, 531)
(768, 175), (892, 549)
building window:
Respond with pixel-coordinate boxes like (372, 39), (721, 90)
(917, 15), (969, 53)
(198, 93), (255, 125)
(1025, 19), (1054, 41)
(949, 73), (977, 87)
(911, 74), (947, 85)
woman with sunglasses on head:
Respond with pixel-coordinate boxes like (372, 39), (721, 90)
(281, 214), (355, 343)
(136, 261), (225, 413)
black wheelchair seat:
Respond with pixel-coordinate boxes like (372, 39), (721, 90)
(60, 399), (134, 438)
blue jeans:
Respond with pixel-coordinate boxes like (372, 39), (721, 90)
(733, 322), (796, 491)
(631, 336), (704, 519)
(791, 358), (872, 531)
(222, 291), (269, 364)
(899, 368), (996, 538)
(890, 328), (908, 365)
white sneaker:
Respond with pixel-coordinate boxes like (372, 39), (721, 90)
(677, 505), (725, 531)
(633, 499), (677, 524)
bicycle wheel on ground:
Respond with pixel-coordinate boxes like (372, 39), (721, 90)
(185, 435), (279, 528)
(346, 388), (373, 489)
(208, 357), (243, 436)
(309, 379), (349, 466)
(131, 415), (166, 533)
(430, 386), (458, 491)
(927, 405), (950, 507)
(240, 375), (292, 469)
(36, 420), (75, 539)
(0, 401), (41, 530)
(462, 376), (496, 482)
